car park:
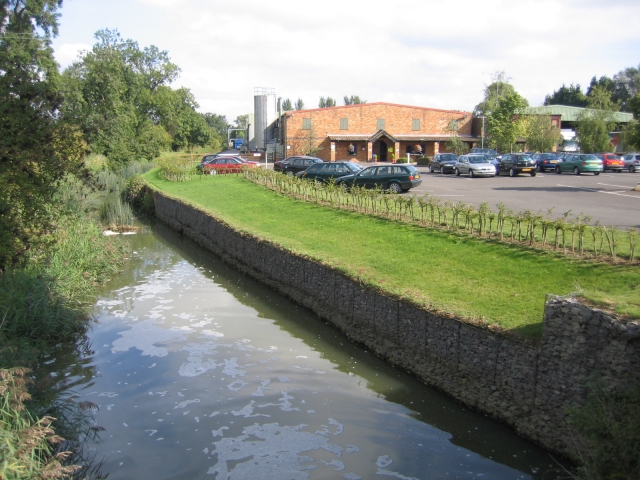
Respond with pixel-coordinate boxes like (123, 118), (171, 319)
(622, 153), (640, 173)
(296, 161), (362, 182)
(496, 153), (537, 177)
(595, 153), (624, 173)
(274, 156), (324, 175)
(197, 156), (260, 174)
(454, 154), (496, 178)
(554, 154), (602, 175)
(336, 165), (422, 193)
(532, 153), (559, 172)
(429, 153), (458, 174)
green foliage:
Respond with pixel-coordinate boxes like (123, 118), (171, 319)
(566, 380), (640, 480)
(416, 157), (431, 166)
(281, 98), (293, 111)
(525, 115), (562, 152)
(575, 110), (616, 153)
(486, 91), (528, 153)
(203, 112), (230, 137)
(473, 71), (520, 117)
(621, 94), (640, 149)
(318, 97), (336, 108)
(294, 98), (305, 110)
(343, 95), (366, 105)
(544, 83), (588, 107)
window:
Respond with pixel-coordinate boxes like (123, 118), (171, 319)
(340, 118), (349, 130)
(376, 118), (385, 130)
(347, 143), (357, 156)
(450, 120), (459, 131)
(412, 119), (420, 131)
(302, 118), (311, 130)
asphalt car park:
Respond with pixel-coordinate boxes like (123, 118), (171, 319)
(411, 167), (640, 228)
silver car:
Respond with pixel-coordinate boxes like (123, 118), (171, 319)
(622, 153), (640, 173)
(454, 154), (496, 178)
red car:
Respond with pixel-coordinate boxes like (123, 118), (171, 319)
(198, 156), (260, 175)
(595, 153), (624, 173)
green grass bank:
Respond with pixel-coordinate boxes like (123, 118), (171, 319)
(144, 169), (640, 339)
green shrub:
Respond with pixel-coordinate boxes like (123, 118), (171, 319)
(416, 156), (431, 166)
(396, 157), (408, 163)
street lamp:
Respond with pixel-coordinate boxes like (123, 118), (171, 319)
(480, 116), (486, 149)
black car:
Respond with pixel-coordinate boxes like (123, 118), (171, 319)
(532, 153), (559, 172)
(296, 161), (362, 182)
(335, 165), (422, 193)
(274, 156), (324, 175)
(496, 154), (537, 177)
(429, 153), (458, 174)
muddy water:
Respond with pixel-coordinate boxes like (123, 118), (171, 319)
(53, 222), (565, 479)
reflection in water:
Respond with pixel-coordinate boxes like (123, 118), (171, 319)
(48, 221), (564, 479)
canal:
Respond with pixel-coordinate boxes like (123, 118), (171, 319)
(46, 221), (566, 479)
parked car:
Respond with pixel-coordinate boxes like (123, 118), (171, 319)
(274, 156), (323, 175)
(496, 154), (537, 177)
(595, 153), (624, 173)
(429, 153), (458, 174)
(470, 148), (498, 160)
(532, 153), (560, 172)
(454, 154), (496, 178)
(621, 153), (640, 173)
(296, 161), (362, 182)
(335, 165), (422, 193)
(197, 156), (260, 174)
(554, 154), (602, 175)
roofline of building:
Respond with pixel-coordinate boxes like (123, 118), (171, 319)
(282, 102), (473, 117)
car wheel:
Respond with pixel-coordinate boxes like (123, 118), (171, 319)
(530, 170), (537, 177)
(630, 165), (636, 173)
(555, 166), (561, 174)
(209, 169), (218, 175)
(594, 172), (600, 176)
(389, 182), (402, 194)
(455, 168), (460, 176)
(616, 170), (622, 173)
(469, 169), (475, 178)
(509, 168), (516, 177)
(537, 165), (542, 172)
(573, 167), (580, 175)
(429, 165), (434, 173)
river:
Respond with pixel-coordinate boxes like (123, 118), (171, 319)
(44, 221), (566, 479)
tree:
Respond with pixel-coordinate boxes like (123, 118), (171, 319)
(282, 98), (292, 111)
(0, 0), (86, 268)
(203, 113), (229, 138)
(445, 121), (469, 155)
(486, 91), (528, 153)
(343, 95), (365, 105)
(473, 71), (520, 117)
(294, 98), (305, 110)
(544, 83), (588, 107)
(575, 88), (618, 153)
(231, 114), (248, 139)
(524, 115), (562, 153)
(318, 96), (336, 108)
(613, 65), (640, 112)
(621, 94), (640, 150)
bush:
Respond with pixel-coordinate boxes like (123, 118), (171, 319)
(396, 157), (408, 163)
(416, 156), (431, 166)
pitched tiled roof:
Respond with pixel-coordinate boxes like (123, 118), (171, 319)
(327, 133), (477, 142)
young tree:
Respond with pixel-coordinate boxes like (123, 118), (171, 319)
(486, 91), (528, 153)
(282, 98), (293, 111)
(524, 115), (562, 152)
(318, 97), (336, 108)
(445, 120), (469, 155)
(294, 98), (305, 110)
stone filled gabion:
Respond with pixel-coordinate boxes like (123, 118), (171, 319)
(153, 191), (640, 457)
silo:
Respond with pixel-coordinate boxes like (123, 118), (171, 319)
(254, 87), (276, 151)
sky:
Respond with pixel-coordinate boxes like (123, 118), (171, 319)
(52, 0), (640, 122)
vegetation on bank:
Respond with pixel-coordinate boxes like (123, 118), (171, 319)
(143, 168), (640, 338)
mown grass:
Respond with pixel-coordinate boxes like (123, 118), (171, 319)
(144, 169), (640, 339)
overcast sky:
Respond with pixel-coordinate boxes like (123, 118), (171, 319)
(52, 0), (640, 122)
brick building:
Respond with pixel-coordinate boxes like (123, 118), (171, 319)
(268, 102), (475, 162)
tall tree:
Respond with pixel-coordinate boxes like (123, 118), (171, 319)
(343, 95), (365, 105)
(203, 113), (229, 138)
(281, 98), (292, 111)
(575, 88), (618, 153)
(473, 71), (520, 117)
(621, 93), (640, 150)
(486, 91), (528, 153)
(544, 84), (588, 107)
(294, 98), (305, 110)
(0, 0), (85, 268)
(318, 96), (336, 108)
(524, 115), (562, 153)
(613, 65), (640, 111)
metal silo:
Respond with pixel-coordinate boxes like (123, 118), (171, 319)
(254, 87), (275, 151)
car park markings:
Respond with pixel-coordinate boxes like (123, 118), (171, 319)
(557, 184), (640, 199)
(597, 183), (635, 189)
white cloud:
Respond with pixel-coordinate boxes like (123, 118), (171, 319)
(54, 43), (91, 68)
(53, 0), (640, 119)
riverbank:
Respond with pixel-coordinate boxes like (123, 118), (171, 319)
(145, 171), (640, 460)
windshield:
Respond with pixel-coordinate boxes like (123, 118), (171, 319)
(581, 155), (598, 160)
(469, 157), (489, 164)
(541, 154), (557, 160)
(440, 154), (457, 161)
(346, 163), (362, 172)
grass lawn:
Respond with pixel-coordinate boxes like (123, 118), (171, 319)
(144, 169), (640, 339)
